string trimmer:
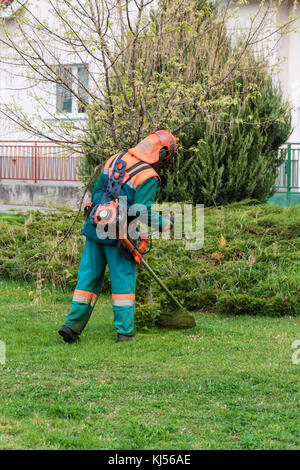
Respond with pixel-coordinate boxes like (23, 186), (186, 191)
(86, 200), (196, 329)
(118, 232), (196, 329)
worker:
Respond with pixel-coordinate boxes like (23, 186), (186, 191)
(58, 130), (176, 343)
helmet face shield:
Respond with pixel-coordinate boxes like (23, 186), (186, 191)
(152, 130), (177, 161)
(158, 146), (170, 163)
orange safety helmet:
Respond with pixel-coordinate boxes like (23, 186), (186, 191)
(128, 130), (176, 164)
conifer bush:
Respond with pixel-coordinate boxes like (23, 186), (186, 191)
(158, 76), (291, 205)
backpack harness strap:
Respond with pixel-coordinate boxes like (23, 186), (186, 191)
(106, 151), (127, 200)
(84, 153), (152, 218)
(105, 152), (152, 201)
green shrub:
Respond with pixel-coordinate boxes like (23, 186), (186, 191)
(159, 278), (218, 312)
(1, 202), (300, 325)
(134, 267), (161, 327)
(216, 293), (300, 317)
(0, 210), (84, 289)
(134, 301), (161, 329)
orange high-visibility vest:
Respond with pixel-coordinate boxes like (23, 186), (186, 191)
(104, 152), (161, 190)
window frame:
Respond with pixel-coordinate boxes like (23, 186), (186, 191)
(55, 64), (89, 120)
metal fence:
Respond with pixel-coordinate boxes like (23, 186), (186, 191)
(1, 140), (299, 191)
(0, 141), (81, 183)
(275, 143), (300, 194)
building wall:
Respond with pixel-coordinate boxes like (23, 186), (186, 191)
(233, 0), (300, 142)
(0, 0), (90, 141)
(1, 1), (299, 142)
(0, 0), (144, 142)
(0, 0), (140, 207)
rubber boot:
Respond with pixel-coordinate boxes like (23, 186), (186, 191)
(58, 325), (80, 344)
(116, 333), (134, 343)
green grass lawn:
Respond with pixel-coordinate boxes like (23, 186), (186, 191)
(0, 280), (299, 450)
(0, 213), (25, 225)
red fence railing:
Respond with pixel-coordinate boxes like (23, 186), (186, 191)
(0, 141), (81, 183)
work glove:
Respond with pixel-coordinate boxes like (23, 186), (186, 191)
(84, 202), (98, 222)
(88, 204), (101, 227)
(84, 202), (103, 227)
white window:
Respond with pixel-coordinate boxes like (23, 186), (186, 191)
(0, 0), (26, 18)
(56, 64), (89, 116)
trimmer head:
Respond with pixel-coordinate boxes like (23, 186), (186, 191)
(157, 308), (196, 329)
(139, 259), (196, 329)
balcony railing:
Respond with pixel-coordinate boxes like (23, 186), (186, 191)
(0, 141), (81, 183)
(1, 140), (299, 191)
(275, 143), (300, 194)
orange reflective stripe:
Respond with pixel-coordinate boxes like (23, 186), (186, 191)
(91, 293), (98, 302)
(112, 293), (135, 300)
(74, 290), (98, 302)
(112, 293), (135, 307)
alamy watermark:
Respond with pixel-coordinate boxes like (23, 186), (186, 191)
(0, 340), (5, 365)
(94, 198), (204, 251)
(291, 339), (300, 365)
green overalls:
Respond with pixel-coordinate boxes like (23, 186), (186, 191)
(63, 162), (168, 337)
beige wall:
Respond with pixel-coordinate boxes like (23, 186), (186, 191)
(233, 0), (300, 142)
